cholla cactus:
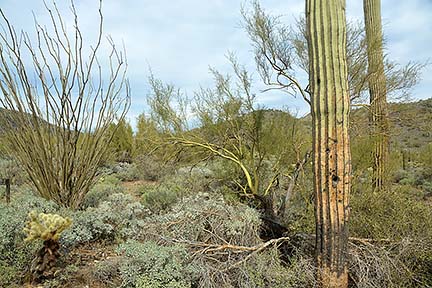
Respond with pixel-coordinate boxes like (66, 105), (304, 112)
(24, 211), (72, 242)
(23, 211), (72, 284)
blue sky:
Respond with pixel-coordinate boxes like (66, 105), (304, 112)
(0, 0), (431, 126)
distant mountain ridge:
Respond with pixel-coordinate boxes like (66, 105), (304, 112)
(1, 98), (431, 150)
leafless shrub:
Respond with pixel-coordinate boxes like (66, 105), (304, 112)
(0, 1), (130, 209)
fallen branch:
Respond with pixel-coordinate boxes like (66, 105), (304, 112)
(220, 236), (290, 272)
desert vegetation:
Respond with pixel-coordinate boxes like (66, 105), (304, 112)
(0, 0), (431, 288)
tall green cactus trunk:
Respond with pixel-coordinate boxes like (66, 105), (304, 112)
(306, 0), (351, 287)
(364, 0), (389, 192)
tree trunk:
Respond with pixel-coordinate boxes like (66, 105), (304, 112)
(306, 0), (351, 287)
(364, 0), (389, 192)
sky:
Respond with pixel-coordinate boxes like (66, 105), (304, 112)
(0, 0), (431, 126)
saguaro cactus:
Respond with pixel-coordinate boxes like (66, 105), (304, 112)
(363, 0), (389, 191)
(306, 0), (351, 287)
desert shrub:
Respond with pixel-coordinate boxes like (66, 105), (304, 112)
(172, 166), (215, 194)
(393, 165), (432, 196)
(0, 191), (58, 287)
(93, 258), (122, 286)
(349, 184), (432, 286)
(107, 162), (141, 182)
(60, 208), (115, 247)
(418, 143), (432, 167)
(117, 240), (197, 288)
(351, 135), (374, 174)
(349, 238), (432, 288)
(62, 193), (149, 247)
(140, 169), (213, 213)
(283, 186), (315, 234)
(351, 184), (432, 239)
(0, 260), (22, 288)
(240, 248), (316, 288)
(145, 193), (262, 245)
(41, 264), (79, 288)
(138, 193), (270, 287)
(98, 162), (140, 182)
(82, 176), (124, 209)
(140, 181), (183, 213)
(147, 192), (320, 287)
(134, 155), (175, 181)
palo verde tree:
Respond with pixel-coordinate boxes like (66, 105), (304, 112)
(306, 0), (351, 286)
(243, 1), (423, 105)
(363, 0), (389, 191)
(243, 1), (423, 197)
(146, 56), (310, 230)
(0, 1), (130, 209)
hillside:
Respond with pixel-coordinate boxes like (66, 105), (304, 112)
(349, 98), (432, 150)
(1, 98), (431, 150)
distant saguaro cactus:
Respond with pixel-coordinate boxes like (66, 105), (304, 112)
(364, 0), (390, 192)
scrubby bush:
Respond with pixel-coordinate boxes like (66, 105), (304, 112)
(140, 181), (183, 213)
(351, 184), (432, 240)
(134, 192), (320, 287)
(242, 248), (316, 288)
(61, 208), (116, 247)
(103, 162), (142, 182)
(349, 184), (432, 287)
(93, 258), (122, 286)
(140, 169), (213, 213)
(0, 190), (58, 287)
(134, 155), (175, 181)
(117, 240), (197, 288)
(62, 193), (150, 247)
(82, 175), (124, 209)
(145, 193), (262, 245)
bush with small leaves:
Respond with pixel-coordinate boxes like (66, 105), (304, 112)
(140, 170), (216, 213)
(62, 193), (150, 247)
(61, 208), (115, 247)
(134, 155), (174, 181)
(240, 248), (315, 288)
(145, 193), (262, 246)
(117, 240), (198, 288)
(0, 190), (58, 286)
(82, 176), (124, 209)
(108, 162), (141, 182)
(140, 183), (181, 213)
(93, 258), (122, 286)
(349, 184), (432, 287)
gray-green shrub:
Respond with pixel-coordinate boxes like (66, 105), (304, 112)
(117, 240), (197, 288)
(62, 193), (150, 247)
(0, 190), (57, 287)
(82, 175), (124, 209)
